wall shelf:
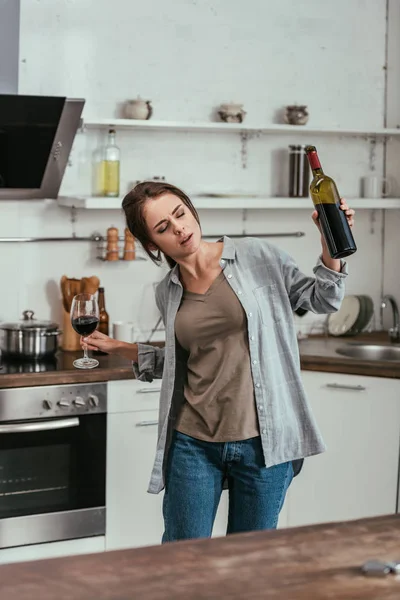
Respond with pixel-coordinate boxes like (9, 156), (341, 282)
(57, 195), (400, 211)
(81, 118), (400, 137)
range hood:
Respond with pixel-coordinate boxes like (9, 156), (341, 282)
(0, 94), (85, 200)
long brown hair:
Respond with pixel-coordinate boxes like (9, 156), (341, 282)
(122, 181), (201, 269)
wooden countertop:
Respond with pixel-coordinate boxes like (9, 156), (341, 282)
(299, 332), (400, 379)
(1, 515), (400, 599)
(0, 351), (136, 388)
(0, 333), (398, 389)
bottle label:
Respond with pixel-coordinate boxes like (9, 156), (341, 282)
(103, 161), (120, 196)
(307, 151), (321, 170)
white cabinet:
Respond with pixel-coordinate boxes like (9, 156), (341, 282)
(212, 491), (229, 537)
(106, 380), (164, 550)
(286, 371), (400, 527)
(106, 408), (165, 549)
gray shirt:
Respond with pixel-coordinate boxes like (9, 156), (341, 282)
(133, 236), (348, 494)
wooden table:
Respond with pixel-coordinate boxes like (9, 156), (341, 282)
(1, 515), (400, 599)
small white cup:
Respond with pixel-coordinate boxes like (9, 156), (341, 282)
(112, 321), (134, 343)
(361, 175), (392, 198)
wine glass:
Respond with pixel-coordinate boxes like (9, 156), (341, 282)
(70, 293), (100, 369)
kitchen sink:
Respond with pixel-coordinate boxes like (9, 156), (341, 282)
(336, 343), (400, 362)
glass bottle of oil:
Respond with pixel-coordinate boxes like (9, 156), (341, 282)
(103, 129), (120, 197)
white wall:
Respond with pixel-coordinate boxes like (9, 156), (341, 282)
(0, 0), (19, 93)
(383, 0), (400, 324)
(0, 0), (395, 334)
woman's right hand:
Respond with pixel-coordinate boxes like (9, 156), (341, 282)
(81, 330), (138, 362)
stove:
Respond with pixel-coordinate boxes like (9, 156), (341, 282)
(0, 381), (107, 549)
(0, 350), (97, 375)
(0, 357), (58, 374)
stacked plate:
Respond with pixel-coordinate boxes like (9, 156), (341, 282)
(328, 295), (374, 337)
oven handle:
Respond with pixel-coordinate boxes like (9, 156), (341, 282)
(0, 418), (80, 434)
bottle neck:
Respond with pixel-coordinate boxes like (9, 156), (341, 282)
(98, 291), (106, 311)
(307, 150), (324, 177)
(107, 133), (116, 146)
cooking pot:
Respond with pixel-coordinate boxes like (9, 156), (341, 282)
(0, 310), (61, 359)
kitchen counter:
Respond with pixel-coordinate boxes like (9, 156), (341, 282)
(0, 350), (137, 388)
(1, 515), (400, 599)
(0, 333), (398, 389)
(299, 331), (400, 379)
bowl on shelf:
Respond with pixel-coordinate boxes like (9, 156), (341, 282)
(217, 103), (246, 123)
(123, 98), (153, 120)
(284, 105), (309, 126)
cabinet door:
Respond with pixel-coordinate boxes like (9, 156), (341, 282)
(212, 490), (229, 537)
(287, 372), (400, 527)
(106, 410), (164, 550)
(108, 379), (162, 414)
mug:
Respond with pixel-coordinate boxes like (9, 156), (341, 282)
(361, 175), (392, 198)
(112, 322), (134, 343)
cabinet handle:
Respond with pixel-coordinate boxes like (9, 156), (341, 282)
(325, 383), (366, 392)
(136, 420), (158, 427)
(137, 388), (162, 394)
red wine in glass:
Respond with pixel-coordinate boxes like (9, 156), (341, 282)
(70, 293), (99, 369)
(71, 316), (99, 336)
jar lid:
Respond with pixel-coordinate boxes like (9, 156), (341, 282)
(0, 310), (59, 332)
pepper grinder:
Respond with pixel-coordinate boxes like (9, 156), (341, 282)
(106, 226), (119, 261)
(123, 227), (136, 260)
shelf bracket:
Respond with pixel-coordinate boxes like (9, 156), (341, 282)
(368, 137), (377, 172)
(70, 206), (77, 238)
(369, 209), (377, 235)
(242, 208), (248, 235)
(240, 130), (261, 169)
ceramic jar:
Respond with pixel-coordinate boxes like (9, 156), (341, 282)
(124, 98), (153, 120)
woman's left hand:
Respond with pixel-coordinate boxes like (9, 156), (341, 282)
(312, 198), (355, 231)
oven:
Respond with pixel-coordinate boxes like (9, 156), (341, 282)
(0, 382), (106, 549)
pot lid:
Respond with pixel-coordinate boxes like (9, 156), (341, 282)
(0, 310), (59, 331)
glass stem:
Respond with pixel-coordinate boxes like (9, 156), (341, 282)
(83, 345), (89, 361)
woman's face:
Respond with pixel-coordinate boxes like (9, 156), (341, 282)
(144, 193), (201, 261)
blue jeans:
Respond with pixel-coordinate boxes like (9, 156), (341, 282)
(162, 431), (293, 543)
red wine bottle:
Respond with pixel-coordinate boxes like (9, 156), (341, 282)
(305, 146), (357, 259)
(94, 287), (109, 355)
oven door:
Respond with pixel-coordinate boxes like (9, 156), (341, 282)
(0, 413), (106, 549)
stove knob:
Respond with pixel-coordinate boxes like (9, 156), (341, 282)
(73, 396), (86, 407)
(43, 399), (53, 410)
(58, 399), (70, 408)
(88, 394), (99, 407)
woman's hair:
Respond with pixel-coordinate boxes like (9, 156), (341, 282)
(122, 181), (200, 269)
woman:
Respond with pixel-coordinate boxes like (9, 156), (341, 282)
(83, 181), (355, 542)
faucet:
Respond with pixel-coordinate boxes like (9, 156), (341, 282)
(380, 294), (400, 343)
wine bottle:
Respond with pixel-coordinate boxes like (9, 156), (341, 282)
(305, 145), (357, 259)
(93, 287), (109, 355)
(97, 287), (109, 336)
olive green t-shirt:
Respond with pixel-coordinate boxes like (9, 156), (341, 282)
(174, 271), (259, 442)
